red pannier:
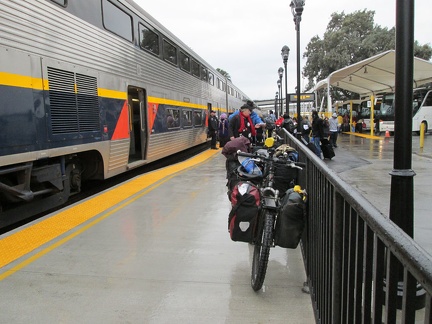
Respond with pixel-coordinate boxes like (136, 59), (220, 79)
(228, 182), (261, 243)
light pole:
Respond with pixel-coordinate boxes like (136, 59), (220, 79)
(277, 79), (282, 117)
(274, 92), (279, 118)
(281, 46), (290, 115)
(290, 0), (305, 135)
(278, 67), (284, 117)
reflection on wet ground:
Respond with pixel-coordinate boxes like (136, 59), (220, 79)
(327, 133), (432, 256)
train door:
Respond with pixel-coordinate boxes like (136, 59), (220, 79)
(127, 86), (148, 163)
(207, 103), (212, 124)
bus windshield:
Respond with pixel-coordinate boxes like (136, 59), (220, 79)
(379, 93), (395, 121)
(413, 88), (428, 116)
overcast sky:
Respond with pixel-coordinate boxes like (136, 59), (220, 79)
(134, 0), (431, 101)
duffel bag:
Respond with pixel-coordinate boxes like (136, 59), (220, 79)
(228, 182), (261, 243)
(274, 186), (307, 248)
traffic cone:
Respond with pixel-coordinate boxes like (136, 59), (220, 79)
(385, 129), (390, 138)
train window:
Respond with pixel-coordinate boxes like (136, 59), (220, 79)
(50, 0), (67, 6)
(166, 108), (180, 129)
(201, 66), (208, 82)
(163, 40), (177, 65)
(139, 24), (159, 55)
(102, 0), (133, 42)
(208, 72), (214, 86)
(191, 59), (200, 78)
(182, 110), (193, 127)
(193, 111), (202, 126)
(179, 51), (190, 72)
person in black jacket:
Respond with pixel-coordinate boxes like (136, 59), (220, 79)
(208, 110), (219, 149)
(311, 110), (324, 158)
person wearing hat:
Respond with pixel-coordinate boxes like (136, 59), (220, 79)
(329, 112), (339, 148)
(228, 104), (256, 141)
(228, 100), (265, 126)
(208, 110), (219, 149)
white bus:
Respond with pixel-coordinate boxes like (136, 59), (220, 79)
(377, 88), (432, 134)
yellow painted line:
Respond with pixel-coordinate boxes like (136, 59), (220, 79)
(343, 132), (383, 140)
(0, 149), (219, 276)
(147, 96), (207, 109)
(0, 72), (45, 90)
(98, 87), (127, 100)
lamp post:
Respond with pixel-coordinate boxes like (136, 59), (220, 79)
(290, 0), (305, 135)
(277, 79), (282, 117)
(274, 92), (279, 118)
(278, 67), (284, 117)
(281, 46), (290, 115)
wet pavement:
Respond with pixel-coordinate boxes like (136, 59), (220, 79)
(325, 132), (432, 256)
(0, 150), (315, 324)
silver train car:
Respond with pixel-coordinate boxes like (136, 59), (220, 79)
(0, 0), (249, 225)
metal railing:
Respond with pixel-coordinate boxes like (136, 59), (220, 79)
(283, 131), (432, 323)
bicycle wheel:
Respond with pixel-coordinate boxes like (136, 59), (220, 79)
(251, 210), (274, 291)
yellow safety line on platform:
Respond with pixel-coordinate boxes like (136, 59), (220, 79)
(0, 149), (220, 278)
(342, 132), (383, 140)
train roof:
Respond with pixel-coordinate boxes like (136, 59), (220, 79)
(121, 0), (244, 93)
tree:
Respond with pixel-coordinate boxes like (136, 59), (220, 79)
(303, 9), (432, 102)
(216, 68), (231, 81)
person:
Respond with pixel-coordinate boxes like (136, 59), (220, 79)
(218, 113), (229, 148)
(300, 115), (312, 143)
(281, 113), (296, 134)
(228, 100), (265, 126)
(208, 110), (218, 149)
(311, 110), (324, 158)
(228, 104), (256, 141)
(355, 118), (363, 133)
(342, 113), (350, 132)
(374, 114), (380, 135)
(268, 110), (277, 122)
(323, 117), (330, 139)
(292, 117), (298, 135)
(329, 113), (339, 147)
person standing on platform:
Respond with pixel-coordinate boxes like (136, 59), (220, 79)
(300, 115), (312, 143)
(208, 110), (218, 149)
(311, 110), (324, 158)
(329, 113), (339, 147)
(228, 104), (256, 142)
(218, 113), (230, 148)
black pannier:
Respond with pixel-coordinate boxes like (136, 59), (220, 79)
(274, 187), (307, 248)
(273, 164), (298, 194)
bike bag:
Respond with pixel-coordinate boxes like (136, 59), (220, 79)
(228, 181), (261, 243)
(274, 188), (307, 248)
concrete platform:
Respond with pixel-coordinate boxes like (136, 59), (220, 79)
(0, 150), (315, 323)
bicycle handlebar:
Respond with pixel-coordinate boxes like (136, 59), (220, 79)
(236, 150), (306, 169)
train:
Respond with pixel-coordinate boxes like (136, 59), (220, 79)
(0, 0), (250, 227)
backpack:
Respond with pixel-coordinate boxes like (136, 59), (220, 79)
(283, 118), (296, 133)
(274, 187), (307, 248)
(264, 115), (275, 130)
(228, 182), (261, 243)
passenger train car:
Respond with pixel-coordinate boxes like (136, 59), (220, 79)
(0, 0), (249, 226)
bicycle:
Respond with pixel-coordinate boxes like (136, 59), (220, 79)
(236, 138), (305, 291)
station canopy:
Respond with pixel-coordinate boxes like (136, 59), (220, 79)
(312, 50), (432, 97)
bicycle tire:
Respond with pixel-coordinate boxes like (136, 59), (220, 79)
(251, 210), (274, 291)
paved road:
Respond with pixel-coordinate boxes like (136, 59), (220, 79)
(324, 132), (432, 256)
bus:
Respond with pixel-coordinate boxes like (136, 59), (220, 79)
(377, 88), (432, 134)
(358, 96), (382, 131)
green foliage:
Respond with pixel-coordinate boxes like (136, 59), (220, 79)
(303, 9), (432, 101)
(216, 68), (231, 81)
